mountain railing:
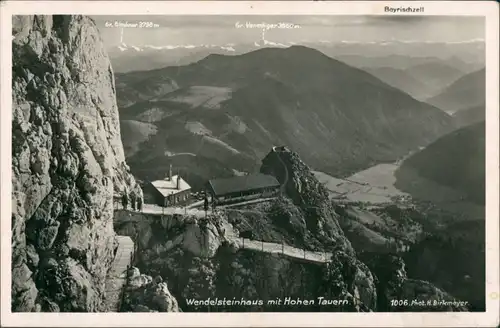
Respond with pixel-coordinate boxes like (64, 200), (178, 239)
(238, 237), (332, 264)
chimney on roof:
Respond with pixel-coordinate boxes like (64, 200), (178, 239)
(168, 164), (172, 181)
(177, 175), (181, 190)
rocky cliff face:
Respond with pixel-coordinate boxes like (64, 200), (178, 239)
(11, 15), (139, 312)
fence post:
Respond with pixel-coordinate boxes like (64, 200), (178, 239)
(242, 237), (244, 248)
(303, 248), (306, 260)
(282, 240), (284, 254)
(261, 240), (264, 252)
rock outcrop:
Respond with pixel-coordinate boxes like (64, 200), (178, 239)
(320, 251), (377, 311)
(114, 211), (228, 259)
(360, 253), (469, 312)
(260, 147), (354, 254)
(12, 15), (139, 312)
(122, 267), (180, 312)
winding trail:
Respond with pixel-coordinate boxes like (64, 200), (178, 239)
(233, 237), (332, 264)
(219, 213), (331, 263)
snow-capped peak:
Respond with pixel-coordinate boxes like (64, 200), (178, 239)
(221, 46), (236, 52)
(110, 38), (484, 56)
(118, 43), (128, 51)
(114, 42), (243, 53)
(262, 39), (288, 48)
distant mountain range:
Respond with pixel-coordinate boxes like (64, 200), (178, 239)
(362, 61), (471, 101)
(362, 66), (434, 100)
(108, 39), (485, 106)
(115, 45), (455, 190)
(339, 53), (482, 73)
(426, 68), (486, 114)
(405, 62), (465, 96)
(107, 39), (485, 74)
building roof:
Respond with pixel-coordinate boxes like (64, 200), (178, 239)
(150, 175), (191, 197)
(208, 173), (280, 197)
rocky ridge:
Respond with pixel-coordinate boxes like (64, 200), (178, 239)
(360, 253), (469, 312)
(11, 15), (141, 312)
(260, 148), (354, 254)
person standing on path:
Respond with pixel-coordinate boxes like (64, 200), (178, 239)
(137, 196), (143, 212)
(203, 195), (209, 218)
(121, 192), (128, 210)
(130, 191), (136, 211)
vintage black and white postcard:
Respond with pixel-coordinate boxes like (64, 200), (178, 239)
(1, 1), (499, 327)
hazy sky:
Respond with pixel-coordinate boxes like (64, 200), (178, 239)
(91, 15), (485, 48)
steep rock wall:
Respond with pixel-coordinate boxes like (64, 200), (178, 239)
(11, 15), (139, 312)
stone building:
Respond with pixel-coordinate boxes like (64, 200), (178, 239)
(145, 165), (192, 207)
